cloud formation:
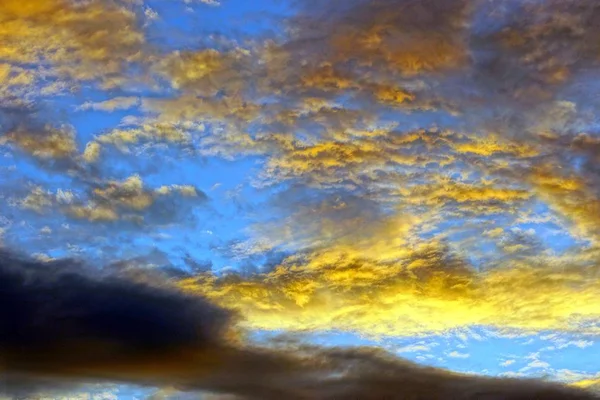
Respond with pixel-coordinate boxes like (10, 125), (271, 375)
(1, 252), (599, 400)
(179, 241), (600, 336)
(0, 0), (146, 87)
(3, 0), (600, 396)
(19, 175), (204, 225)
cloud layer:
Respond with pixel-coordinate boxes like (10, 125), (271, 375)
(1, 252), (599, 400)
(2, 0), (600, 397)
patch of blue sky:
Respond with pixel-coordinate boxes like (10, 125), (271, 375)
(572, 155), (587, 170)
(144, 0), (293, 51)
(17, 100), (139, 184)
(561, 70), (600, 116)
(111, 385), (155, 400)
(515, 221), (579, 254)
(3, 215), (72, 252)
(538, 335), (599, 373)
(71, 109), (140, 146)
(465, 242), (500, 270)
(469, 0), (526, 37)
(3, 142), (275, 271)
(0, 153), (66, 185)
(419, 215), (491, 240)
(523, 201), (590, 249)
(139, 155), (277, 270)
(248, 327), (599, 382)
(530, 201), (552, 216)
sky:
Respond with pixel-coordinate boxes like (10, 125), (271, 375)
(1, 0), (600, 399)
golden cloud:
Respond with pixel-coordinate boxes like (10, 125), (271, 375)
(156, 48), (250, 95)
(528, 166), (600, 242)
(19, 175), (203, 224)
(0, 0), (145, 87)
(180, 243), (600, 337)
(2, 125), (77, 160)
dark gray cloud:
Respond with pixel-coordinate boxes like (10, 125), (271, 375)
(0, 250), (230, 397)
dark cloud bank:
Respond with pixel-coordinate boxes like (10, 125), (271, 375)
(0, 251), (598, 400)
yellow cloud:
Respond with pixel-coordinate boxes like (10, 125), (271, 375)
(82, 141), (101, 163)
(20, 187), (54, 213)
(373, 85), (415, 105)
(93, 175), (154, 211)
(262, 137), (433, 187)
(180, 244), (600, 337)
(528, 167), (600, 242)
(0, 63), (36, 95)
(155, 185), (198, 197)
(68, 204), (120, 222)
(19, 175), (201, 223)
(572, 376), (600, 390)
(83, 121), (194, 162)
(300, 63), (356, 91)
(156, 48), (250, 96)
(453, 138), (538, 158)
(76, 97), (140, 112)
(2, 125), (77, 159)
(323, 0), (469, 76)
(0, 0), (145, 87)
(163, 50), (224, 88)
(485, 227), (504, 238)
(399, 181), (531, 206)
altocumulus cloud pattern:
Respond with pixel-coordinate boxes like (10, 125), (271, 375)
(1, 0), (600, 399)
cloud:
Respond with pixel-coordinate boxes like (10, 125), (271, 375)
(1, 251), (599, 400)
(448, 351), (470, 359)
(0, 117), (77, 161)
(76, 97), (140, 113)
(179, 242), (600, 336)
(83, 121), (197, 163)
(156, 49), (250, 95)
(574, 375), (600, 391)
(278, 0), (470, 84)
(4, 0), (600, 396)
(83, 0), (600, 252)
(471, 0), (600, 97)
(0, 250), (229, 396)
(19, 175), (206, 225)
(395, 344), (433, 354)
(184, 0), (221, 5)
(0, 99), (90, 178)
(0, 0), (146, 88)
(0, 0), (151, 173)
